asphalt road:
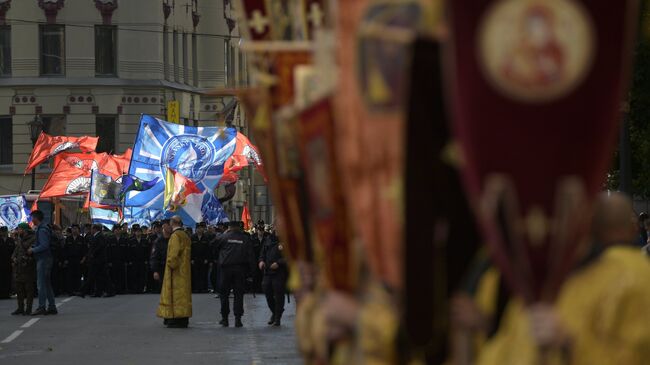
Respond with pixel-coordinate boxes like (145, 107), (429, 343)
(0, 293), (302, 365)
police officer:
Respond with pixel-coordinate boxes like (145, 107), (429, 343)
(109, 225), (128, 294)
(251, 221), (268, 293)
(0, 226), (15, 299)
(134, 227), (149, 294)
(50, 225), (66, 296)
(258, 232), (288, 326)
(214, 221), (256, 328)
(191, 223), (210, 293)
(64, 224), (86, 295)
(209, 224), (225, 294)
(150, 220), (171, 294)
(76, 224), (115, 297)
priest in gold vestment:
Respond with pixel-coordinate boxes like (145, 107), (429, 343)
(157, 215), (192, 328)
(475, 193), (650, 365)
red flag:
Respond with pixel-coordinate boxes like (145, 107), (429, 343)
(40, 151), (131, 199)
(241, 203), (253, 231)
(220, 171), (240, 186)
(223, 132), (266, 181)
(25, 133), (98, 173)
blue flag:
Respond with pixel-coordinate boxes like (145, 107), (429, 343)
(0, 195), (30, 229)
(90, 208), (120, 229)
(123, 207), (164, 227)
(125, 115), (237, 226)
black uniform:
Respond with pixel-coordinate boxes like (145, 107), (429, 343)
(50, 234), (66, 296)
(214, 229), (256, 319)
(108, 234), (128, 294)
(0, 235), (15, 298)
(191, 233), (210, 293)
(208, 232), (220, 292)
(149, 235), (168, 294)
(63, 234), (87, 294)
(250, 232), (268, 293)
(259, 234), (288, 324)
(79, 232), (114, 297)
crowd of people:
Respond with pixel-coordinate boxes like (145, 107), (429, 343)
(0, 214), (288, 327)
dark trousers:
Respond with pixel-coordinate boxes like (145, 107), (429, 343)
(52, 264), (65, 296)
(0, 267), (10, 298)
(209, 264), (219, 292)
(191, 262), (208, 292)
(219, 266), (246, 318)
(81, 262), (114, 296)
(15, 280), (34, 312)
(126, 263), (137, 293)
(262, 274), (287, 319)
(110, 262), (126, 294)
(66, 263), (82, 295)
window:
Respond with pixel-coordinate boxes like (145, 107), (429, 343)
(95, 116), (117, 153)
(0, 26), (11, 77)
(42, 115), (66, 136)
(0, 117), (12, 165)
(192, 33), (198, 87)
(173, 30), (179, 82)
(163, 26), (169, 80)
(95, 25), (117, 76)
(40, 25), (65, 76)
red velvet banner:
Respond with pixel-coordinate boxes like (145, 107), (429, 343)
(448, 0), (639, 301)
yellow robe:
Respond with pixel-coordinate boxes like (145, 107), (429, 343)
(156, 228), (192, 319)
(476, 246), (650, 365)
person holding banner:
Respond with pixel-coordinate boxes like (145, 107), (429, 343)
(475, 193), (650, 365)
(0, 226), (14, 299)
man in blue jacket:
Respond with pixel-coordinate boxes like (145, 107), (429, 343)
(27, 210), (57, 316)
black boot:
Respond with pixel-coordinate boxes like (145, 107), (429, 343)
(11, 308), (24, 315)
(220, 317), (229, 327)
(31, 307), (47, 316)
(267, 314), (275, 325)
(235, 316), (243, 328)
(273, 314), (282, 327)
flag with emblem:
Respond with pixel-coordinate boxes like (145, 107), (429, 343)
(0, 195), (30, 230)
(40, 151), (131, 199)
(223, 132), (266, 181)
(124, 115), (237, 227)
(90, 170), (122, 207)
(25, 133), (99, 173)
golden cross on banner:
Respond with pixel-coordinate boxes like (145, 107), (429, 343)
(308, 2), (324, 28)
(249, 9), (269, 34)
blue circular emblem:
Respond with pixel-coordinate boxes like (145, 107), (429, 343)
(160, 135), (216, 181)
(0, 202), (21, 228)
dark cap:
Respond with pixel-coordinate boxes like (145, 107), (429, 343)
(227, 221), (240, 229)
(0, 226), (7, 232)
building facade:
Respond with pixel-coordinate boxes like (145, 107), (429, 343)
(0, 0), (271, 225)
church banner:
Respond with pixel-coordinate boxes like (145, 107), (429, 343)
(448, 0), (640, 301)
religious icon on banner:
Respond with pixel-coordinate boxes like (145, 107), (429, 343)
(478, 0), (595, 103)
(268, 0), (294, 40)
(357, 1), (423, 111)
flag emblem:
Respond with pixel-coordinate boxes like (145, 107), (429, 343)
(161, 135), (217, 181)
(0, 202), (21, 227)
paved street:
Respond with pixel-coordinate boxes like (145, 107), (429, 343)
(0, 293), (302, 365)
